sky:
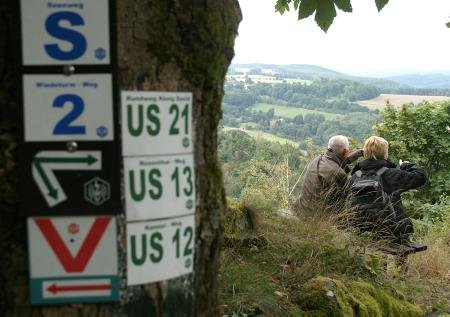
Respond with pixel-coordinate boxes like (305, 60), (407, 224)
(232, 0), (450, 77)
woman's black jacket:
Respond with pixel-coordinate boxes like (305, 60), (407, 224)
(351, 159), (427, 220)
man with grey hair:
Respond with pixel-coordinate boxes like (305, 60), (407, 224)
(293, 135), (363, 216)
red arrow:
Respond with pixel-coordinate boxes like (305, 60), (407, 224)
(47, 282), (111, 294)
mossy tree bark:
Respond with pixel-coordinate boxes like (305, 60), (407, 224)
(0, 0), (241, 316)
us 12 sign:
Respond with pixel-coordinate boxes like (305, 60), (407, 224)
(20, 0), (111, 65)
(127, 214), (195, 286)
(28, 216), (119, 304)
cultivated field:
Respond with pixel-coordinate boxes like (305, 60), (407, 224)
(222, 126), (299, 147)
(357, 93), (450, 110)
(250, 103), (342, 120)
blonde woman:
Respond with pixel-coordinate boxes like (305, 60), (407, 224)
(350, 136), (427, 250)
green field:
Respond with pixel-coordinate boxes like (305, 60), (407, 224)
(222, 126), (299, 147)
(250, 103), (342, 120)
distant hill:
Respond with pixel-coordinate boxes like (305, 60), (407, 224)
(386, 73), (450, 89)
(229, 63), (403, 89)
(230, 63), (349, 79)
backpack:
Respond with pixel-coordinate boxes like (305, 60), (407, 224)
(348, 167), (395, 228)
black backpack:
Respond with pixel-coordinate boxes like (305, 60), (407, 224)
(348, 167), (395, 228)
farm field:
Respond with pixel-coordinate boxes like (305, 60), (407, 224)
(222, 126), (299, 147)
(250, 103), (343, 120)
(357, 93), (450, 110)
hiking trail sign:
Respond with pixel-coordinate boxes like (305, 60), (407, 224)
(32, 151), (101, 207)
(124, 154), (195, 221)
(121, 91), (193, 156)
(27, 216), (119, 304)
(18, 0), (120, 216)
(127, 214), (195, 286)
(20, 0), (111, 65)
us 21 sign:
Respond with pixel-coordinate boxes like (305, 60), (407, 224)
(121, 91), (193, 156)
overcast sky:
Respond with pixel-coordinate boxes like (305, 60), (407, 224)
(232, 0), (450, 77)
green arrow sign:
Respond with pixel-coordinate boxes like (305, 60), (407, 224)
(32, 151), (102, 207)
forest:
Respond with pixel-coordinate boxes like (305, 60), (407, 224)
(222, 76), (385, 145)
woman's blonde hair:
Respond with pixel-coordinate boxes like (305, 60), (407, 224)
(363, 136), (389, 160)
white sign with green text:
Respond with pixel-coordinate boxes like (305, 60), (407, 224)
(124, 154), (195, 221)
(126, 214), (194, 285)
(121, 91), (193, 156)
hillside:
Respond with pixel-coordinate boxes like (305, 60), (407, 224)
(229, 63), (403, 90)
(387, 73), (450, 89)
(229, 63), (450, 92)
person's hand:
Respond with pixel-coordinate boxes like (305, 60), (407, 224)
(399, 159), (411, 169)
(346, 149), (364, 164)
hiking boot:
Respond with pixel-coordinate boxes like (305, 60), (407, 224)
(379, 242), (415, 255)
(403, 240), (427, 252)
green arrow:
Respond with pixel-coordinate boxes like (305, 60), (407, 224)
(32, 154), (98, 201)
(33, 160), (58, 199)
(33, 155), (98, 166)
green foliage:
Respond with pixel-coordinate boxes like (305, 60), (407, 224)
(219, 130), (305, 202)
(298, 0), (317, 19)
(404, 194), (450, 224)
(299, 277), (423, 316)
(375, 0), (389, 12)
(218, 129), (256, 163)
(222, 78), (381, 148)
(274, 0), (390, 32)
(315, 0), (336, 32)
(251, 103), (342, 119)
(376, 101), (450, 202)
(334, 0), (352, 12)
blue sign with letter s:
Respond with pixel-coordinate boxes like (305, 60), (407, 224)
(44, 12), (87, 61)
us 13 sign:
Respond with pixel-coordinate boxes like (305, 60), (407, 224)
(124, 154), (195, 221)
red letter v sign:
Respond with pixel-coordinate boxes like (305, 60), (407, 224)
(34, 217), (111, 273)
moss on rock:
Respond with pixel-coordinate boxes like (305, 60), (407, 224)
(299, 276), (423, 316)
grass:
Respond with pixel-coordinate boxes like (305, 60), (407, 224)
(220, 199), (450, 316)
(251, 103), (343, 120)
(222, 126), (299, 147)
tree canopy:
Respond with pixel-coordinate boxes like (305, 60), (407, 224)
(275, 0), (390, 32)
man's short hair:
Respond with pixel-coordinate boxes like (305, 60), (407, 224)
(363, 136), (388, 160)
(327, 135), (349, 155)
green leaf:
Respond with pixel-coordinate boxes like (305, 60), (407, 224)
(333, 0), (352, 12)
(298, 0), (318, 20)
(446, 21), (450, 28)
(315, 0), (336, 32)
(275, 0), (291, 15)
(293, 0), (300, 10)
(375, 0), (389, 12)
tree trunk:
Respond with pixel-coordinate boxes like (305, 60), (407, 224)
(0, 0), (241, 316)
